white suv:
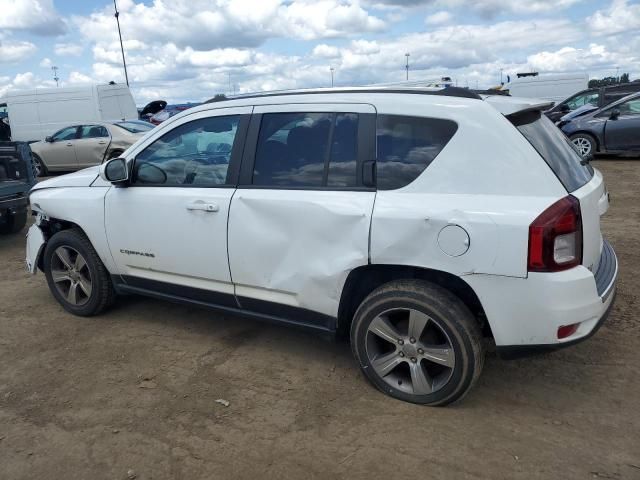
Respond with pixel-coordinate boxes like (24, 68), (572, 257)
(25, 88), (617, 406)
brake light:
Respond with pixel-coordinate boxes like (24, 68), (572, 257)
(528, 196), (582, 272)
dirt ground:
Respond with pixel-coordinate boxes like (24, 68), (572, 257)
(1, 159), (638, 480)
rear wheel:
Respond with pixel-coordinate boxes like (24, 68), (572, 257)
(0, 207), (27, 234)
(570, 133), (596, 158)
(351, 279), (484, 406)
(32, 153), (48, 177)
(43, 229), (115, 316)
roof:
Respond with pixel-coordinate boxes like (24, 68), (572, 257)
(205, 86), (482, 104)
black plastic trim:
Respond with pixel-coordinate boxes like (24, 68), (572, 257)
(496, 289), (616, 360)
(594, 239), (616, 298)
(112, 275), (337, 334)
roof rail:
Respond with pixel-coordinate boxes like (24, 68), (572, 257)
(205, 86), (482, 104)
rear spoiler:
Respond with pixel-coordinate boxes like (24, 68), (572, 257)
(505, 103), (555, 126)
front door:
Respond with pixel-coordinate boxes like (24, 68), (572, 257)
(105, 106), (251, 303)
(45, 126), (79, 170)
(228, 103), (377, 326)
(604, 97), (640, 151)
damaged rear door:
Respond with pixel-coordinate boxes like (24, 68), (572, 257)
(228, 103), (376, 327)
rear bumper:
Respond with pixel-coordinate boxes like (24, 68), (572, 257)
(465, 239), (618, 357)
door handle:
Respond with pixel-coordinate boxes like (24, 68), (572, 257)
(186, 201), (219, 212)
(98, 141), (107, 145)
(66, 142), (73, 146)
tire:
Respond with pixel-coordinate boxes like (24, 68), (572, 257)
(43, 229), (115, 316)
(107, 149), (123, 160)
(570, 133), (597, 158)
(32, 153), (48, 177)
(350, 279), (484, 406)
(0, 207), (28, 234)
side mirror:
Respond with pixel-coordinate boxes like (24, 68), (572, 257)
(609, 108), (620, 120)
(560, 104), (570, 113)
(45, 136), (54, 143)
(100, 157), (129, 185)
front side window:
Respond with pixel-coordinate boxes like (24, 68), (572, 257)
(133, 115), (239, 186)
(617, 98), (640, 115)
(53, 127), (78, 141)
(79, 125), (109, 139)
(376, 115), (458, 190)
(252, 112), (359, 188)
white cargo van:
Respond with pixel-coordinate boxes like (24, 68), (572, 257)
(503, 73), (589, 104)
(0, 84), (138, 142)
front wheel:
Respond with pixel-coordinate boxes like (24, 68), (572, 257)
(570, 133), (597, 158)
(43, 229), (115, 316)
(32, 153), (48, 177)
(351, 280), (484, 406)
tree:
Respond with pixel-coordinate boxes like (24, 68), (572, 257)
(620, 72), (630, 83)
(588, 73), (631, 88)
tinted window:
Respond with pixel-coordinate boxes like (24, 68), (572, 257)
(565, 92), (599, 110)
(253, 112), (359, 188)
(376, 115), (457, 190)
(133, 115), (239, 186)
(115, 121), (154, 133)
(515, 112), (593, 192)
(53, 127), (78, 141)
(79, 125), (109, 138)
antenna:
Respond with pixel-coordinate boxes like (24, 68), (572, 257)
(51, 66), (59, 87)
(113, 0), (130, 86)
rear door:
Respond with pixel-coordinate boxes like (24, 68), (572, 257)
(603, 97), (640, 151)
(227, 103), (376, 325)
(75, 125), (111, 168)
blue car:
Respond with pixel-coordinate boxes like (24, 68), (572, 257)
(560, 91), (640, 158)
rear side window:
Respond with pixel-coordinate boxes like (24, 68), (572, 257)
(252, 112), (359, 188)
(376, 115), (457, 190)
(513, 112), (593, 192)
(79, 125), (108, 138)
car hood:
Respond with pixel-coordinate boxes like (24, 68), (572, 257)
(31, 165), (101, 191)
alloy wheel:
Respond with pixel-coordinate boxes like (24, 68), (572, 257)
(365, 308), (455, 395)
(50, 246), (92, 306)
(572, 137), (592, 157)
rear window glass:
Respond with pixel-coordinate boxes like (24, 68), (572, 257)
(513, 112), (593, 192)
(377, 115), (457, 190)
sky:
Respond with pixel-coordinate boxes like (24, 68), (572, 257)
(0, 0), (639, 105)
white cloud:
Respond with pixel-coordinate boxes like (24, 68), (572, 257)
(0, 0), (65, 35)
(587, 0), (640, 36)
(527, 43), (636, 73)
(425, 11), (452, 25)
(39, 57), (52, 68)
(54, 43), (84, 56)
(0, 40), (37, 63)
(313, 44), (341, 58)
(68, 71), (93, 85)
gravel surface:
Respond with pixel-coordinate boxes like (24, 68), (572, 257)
(1, 159), (638, 480)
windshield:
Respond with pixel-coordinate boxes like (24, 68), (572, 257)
(512, 112), (594, 192)
(114, 121), (154, 133)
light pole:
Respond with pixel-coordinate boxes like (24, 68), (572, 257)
(51, 66), (59, 87)
(405, 53), (410, 81)
(113, 0), (129, 86)
(330, 67), (335, 87)
(500, 68), (503, 85)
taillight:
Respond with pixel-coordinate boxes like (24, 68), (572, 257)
(528, 195), (582, 272)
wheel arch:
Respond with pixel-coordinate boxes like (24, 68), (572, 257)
(35, 218), (93, 271)
(337, 264), (492, 340)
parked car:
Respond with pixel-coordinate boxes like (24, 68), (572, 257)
(0, 142), (36, 234)
(0, 84), (139, 142)
(25, 87), (617, 406)
(546, 83), (640, 122)
(30, 120), (154, 176)
(502, 72), (589, 104)
(560, 91), (640, 158)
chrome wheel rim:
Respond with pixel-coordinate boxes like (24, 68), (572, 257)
(51, 246), (92, 306)
(33, 157), (42, 176)
(572, 137), (592, 157)
(366, 308), (455, 395)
